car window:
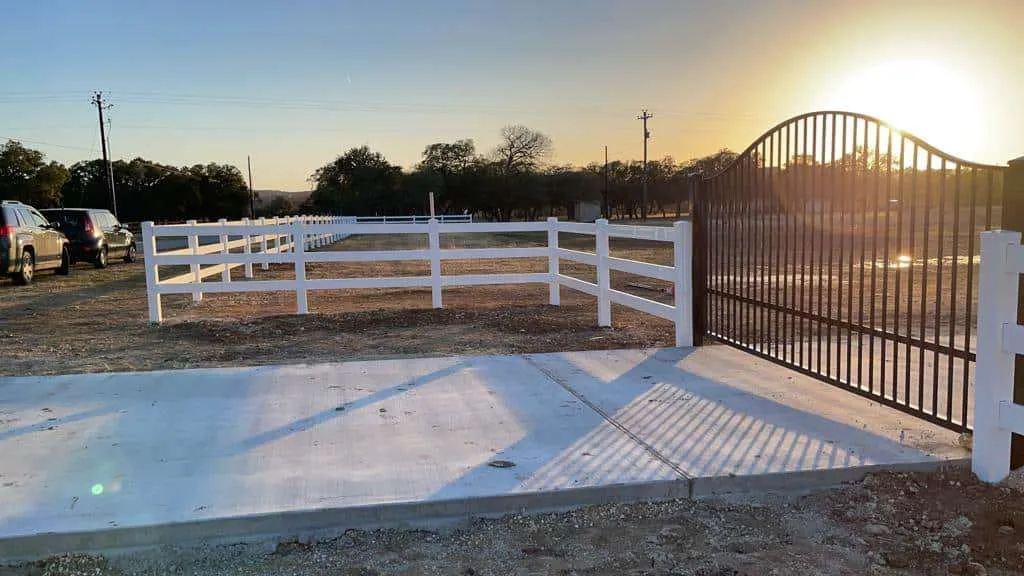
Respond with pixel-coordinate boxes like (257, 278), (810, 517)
(98, 212), (114, 230)
(16, 208), (40, 227)
(29, 209), (50, 227)
(47, 211), (86, 229)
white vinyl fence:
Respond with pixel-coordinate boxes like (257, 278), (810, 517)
(141, 217), (693, 347)
(973, 230), (1024, 482)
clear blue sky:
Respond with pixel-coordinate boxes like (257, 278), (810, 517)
(2, 0), (1021, 189)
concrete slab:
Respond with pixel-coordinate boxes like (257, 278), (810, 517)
(0, 346), (967, 559)
(525, 347), (966, 496)
(0, 353), (678, 557)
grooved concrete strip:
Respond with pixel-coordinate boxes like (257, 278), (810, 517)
(0, 347), (967, 560)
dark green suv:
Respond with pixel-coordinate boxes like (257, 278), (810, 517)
(0, 200), (71, 284)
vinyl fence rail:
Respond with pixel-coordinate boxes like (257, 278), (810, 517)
(141, 217), (693, 347)
(973, 230), (1024, 482)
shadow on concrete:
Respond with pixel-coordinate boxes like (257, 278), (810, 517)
(228, 361), (467, 456)
(431, 347), (940, 499)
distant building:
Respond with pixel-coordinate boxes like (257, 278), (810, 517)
(573, 200), (601, 223)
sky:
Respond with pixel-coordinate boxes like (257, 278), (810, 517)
(1, 0), (1022, 190)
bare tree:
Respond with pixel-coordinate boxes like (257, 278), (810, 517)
(493, 125), (552, 174)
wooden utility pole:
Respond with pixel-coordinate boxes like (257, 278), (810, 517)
(92, 92), (117, 217)
(603, 146), (609, 219)
(638, 110), (653, 220)
(247, 155), (255, 219)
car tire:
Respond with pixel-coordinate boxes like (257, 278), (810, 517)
(13, 250), (34, 285)
(124, 244), (137, 263)
(94, 246), (108, 269)
(56, 246), (71, 276)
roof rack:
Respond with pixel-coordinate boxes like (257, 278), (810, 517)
(1, 200), (25, 205)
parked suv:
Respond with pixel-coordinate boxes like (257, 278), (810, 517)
(1, 200), (71, 284)
(40, 208), (136, 268)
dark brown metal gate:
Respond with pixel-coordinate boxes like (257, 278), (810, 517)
(693, 111), (1005, 432)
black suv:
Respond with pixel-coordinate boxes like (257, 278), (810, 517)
(1, 200), (71, 284)
(40, 208), (136, 268)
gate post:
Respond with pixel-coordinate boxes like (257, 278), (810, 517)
(1004, 155), (1024, 469)
(974, 231), (1019, 482)
(689, 173), (707, 346)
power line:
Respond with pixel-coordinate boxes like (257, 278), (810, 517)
(0, 135), (96, 152)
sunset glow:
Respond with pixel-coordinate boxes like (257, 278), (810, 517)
(823, 59), (985, 158)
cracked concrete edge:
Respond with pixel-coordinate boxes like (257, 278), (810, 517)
(0, 479), (692, 563)
(688, 458), (971, 498)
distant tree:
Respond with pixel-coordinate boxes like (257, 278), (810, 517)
(493, 125), (552, 174)
(308, 146), (406, 215)
(685, 148), (739, 177)
(0, 141), (68, 207)
(419, 139), (477, 176)
(259, 196), (295, 217)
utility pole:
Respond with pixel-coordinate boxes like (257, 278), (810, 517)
(247, 156), (256, 218)
(638, 109), (653, 220)
(92, 92), (117, 217)
(603, 146), (609, 219)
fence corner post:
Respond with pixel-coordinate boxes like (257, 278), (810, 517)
(218, 218), (231, 283)
(973, 230), (1019, 482)
(293, 219), (308, 314)
(142, 221), (163, 323)
(429, 217), (442, 308)
(673, 220), (693, 347)
(242, 217), (254, 279)
(547, 217), (560, 306)
(186, 219), (202, 302)
(596, 218), (611, 327)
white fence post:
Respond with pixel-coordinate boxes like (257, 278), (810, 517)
(187, 219), (203, 302)
(973, 230), (1020, 482)
(547, 217), (560, 306)
(596, 218), (611, 327)
(429, 217), (442, 308)
(260, 217), (269, 270)
(294, 219), (309, 314)
(142, 221), (162, 323)
(273, 216), (282, 255)
(242, 217), (254, 279)
(218, 218), (231, 283)
(673, 221), (693, 347)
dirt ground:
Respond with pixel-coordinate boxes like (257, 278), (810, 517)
(4, 466), (1022, 576)
(0, 232), (676, 377)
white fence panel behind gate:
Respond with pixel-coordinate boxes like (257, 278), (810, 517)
(142, 217), (693, 347)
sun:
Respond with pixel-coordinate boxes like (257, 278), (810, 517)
(823, 59), (984, 158)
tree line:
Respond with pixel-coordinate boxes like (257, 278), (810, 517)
(305, 125), (738, 221)
(1, 127), (740, 222)
(0, 140), (250, 222)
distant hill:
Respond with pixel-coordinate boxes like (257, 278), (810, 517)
(255, 189), (312, 207)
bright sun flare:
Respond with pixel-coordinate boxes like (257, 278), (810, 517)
(826, 59), (984, 157)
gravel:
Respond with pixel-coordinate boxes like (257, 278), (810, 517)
(4, 466), (1022, 576)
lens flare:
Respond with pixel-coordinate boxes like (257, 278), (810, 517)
(91, 483), (104, 496)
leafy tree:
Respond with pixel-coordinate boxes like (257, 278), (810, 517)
(309, 146), (406, 215)
(0, 141), (69, 207)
